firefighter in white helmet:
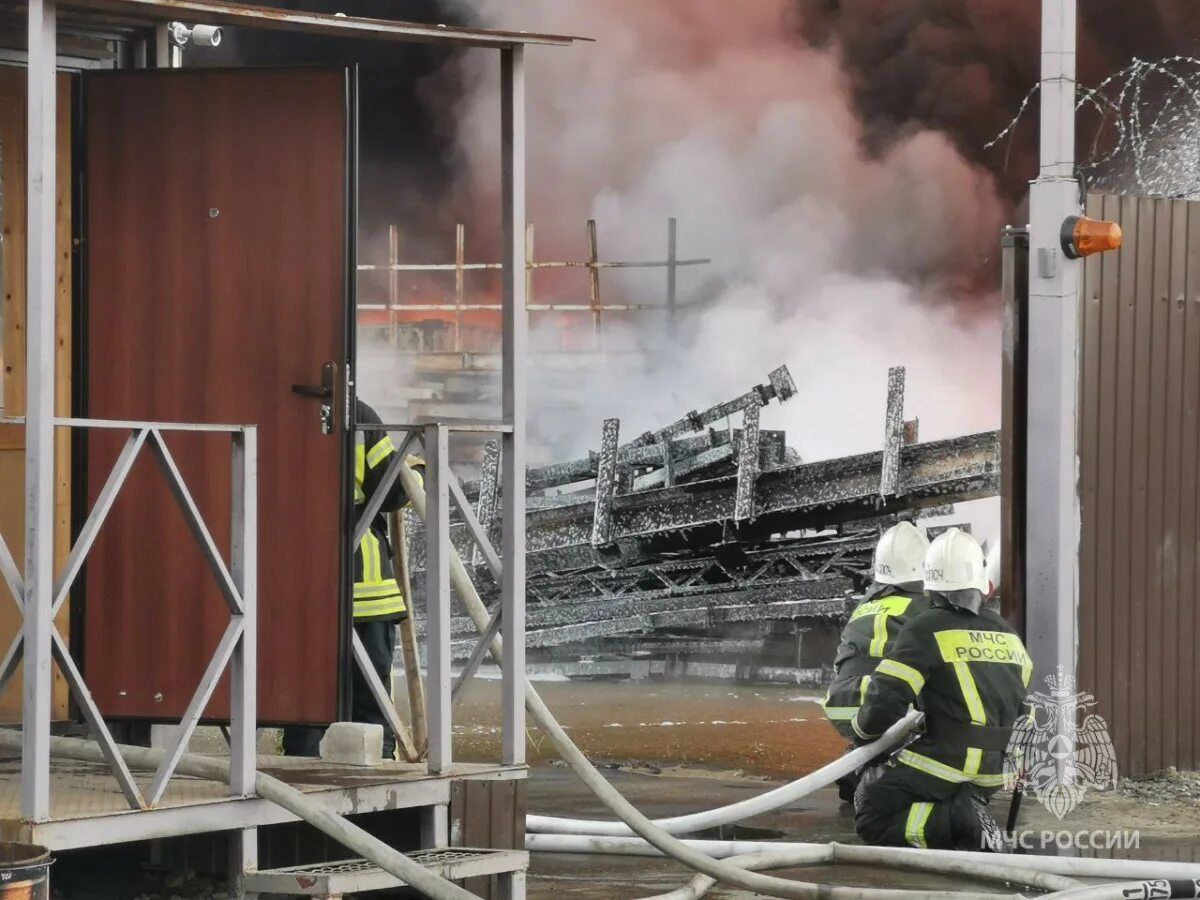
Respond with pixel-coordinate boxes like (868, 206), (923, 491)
(851, 528), (1032, 851)
(821, 521), (930, 801)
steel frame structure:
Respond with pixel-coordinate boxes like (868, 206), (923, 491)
(11, 5), (540, 897)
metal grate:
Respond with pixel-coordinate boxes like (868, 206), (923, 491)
(244, 848), (527, 895)
(259, 849), (506, 878)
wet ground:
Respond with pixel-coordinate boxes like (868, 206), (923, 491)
(41, 679), (1200, 896)
(452, 680), (847, 777)
(451, 679), (1200, 898)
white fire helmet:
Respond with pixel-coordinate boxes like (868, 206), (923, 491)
(924, 527), (988, 594)
(873, 521), (929, 586)
(985, 543), (1001, 596)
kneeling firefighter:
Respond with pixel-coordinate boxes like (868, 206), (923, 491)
(821, 521), (930, 800)
(850, 528), (1032, 851)
(282, 399), (424, 759)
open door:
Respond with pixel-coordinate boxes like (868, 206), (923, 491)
(81, 68), (353, 724)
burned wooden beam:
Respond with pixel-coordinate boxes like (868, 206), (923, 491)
(880, 366), (905, 498)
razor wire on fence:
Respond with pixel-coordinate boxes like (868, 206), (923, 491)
(988, 56), (1200, 199)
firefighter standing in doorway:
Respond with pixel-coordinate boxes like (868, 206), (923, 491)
(821, 521), (930, 801)
(282, 399), (422, 759)
(851, 528), (1031, 851)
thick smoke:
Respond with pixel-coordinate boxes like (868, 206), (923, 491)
(433, 0), (1004, 465)
(798, 0), (1200, 206)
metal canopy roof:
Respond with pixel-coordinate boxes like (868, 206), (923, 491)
(53, 0), (585, 49)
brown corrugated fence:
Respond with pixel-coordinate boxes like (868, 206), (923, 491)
(1079, 192), (1200, 775)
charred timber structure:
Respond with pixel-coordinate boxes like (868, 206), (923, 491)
(408, 364), (1000, 684)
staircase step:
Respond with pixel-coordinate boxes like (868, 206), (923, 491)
(243, 848), (528, 895)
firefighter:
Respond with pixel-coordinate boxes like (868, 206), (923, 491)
(851, 528), (1031, 851)
(282, 399), (422, 759)
(821, 521), (930, 801)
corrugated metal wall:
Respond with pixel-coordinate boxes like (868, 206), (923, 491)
(1079, 192), (1200, 775)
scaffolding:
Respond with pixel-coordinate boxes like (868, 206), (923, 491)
(357, 218), (710, 352)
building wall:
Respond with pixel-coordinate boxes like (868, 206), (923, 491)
(1079, 192), (1200, 775)
(0, 67), (75, 723)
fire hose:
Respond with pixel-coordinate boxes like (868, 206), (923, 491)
(396, 461), (1086, 899)
(0, 729), (478, 900)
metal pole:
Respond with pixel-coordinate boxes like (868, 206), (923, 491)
(424, 424), (452, 774)
(388, 225), (400, 349)
(22, 0), (56, 823)
(229, 427), (258, 798)
(500, 45), (527, 767)
(229, 429), (258, 898)
(1026, 0), (1080, 699)
(586, 218), (601, 349)
(666, 218), (678, 336)
(454, 223), (464, 354)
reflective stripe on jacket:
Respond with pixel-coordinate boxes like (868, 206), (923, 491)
(821, 585), (929, 723)
(353, 400), (422, 622)
(850, 602), (1032, 787)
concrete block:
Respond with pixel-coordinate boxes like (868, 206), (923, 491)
(319, 722), (384, 767)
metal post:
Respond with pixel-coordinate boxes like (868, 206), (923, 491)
(666, 218), (678, 336)
(424, 424), (452, 773)
(525, 223), (535, 347)
(388, 225), (400, 349)
(586, 218), (601, 348)
(454, 223), (465, 354)
(500, 45), (527, 767)
(22, 0), (56, 823)
(229, 428), (257, 798)
(1026, 0), (1080, 697)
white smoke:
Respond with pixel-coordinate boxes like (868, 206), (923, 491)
(421, 0), (1005, 485)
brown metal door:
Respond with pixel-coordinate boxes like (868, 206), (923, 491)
(82, 69), (351, 723)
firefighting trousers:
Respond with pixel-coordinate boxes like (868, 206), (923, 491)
(281, 620), (398, 759)
(854, 762), (1000, 851)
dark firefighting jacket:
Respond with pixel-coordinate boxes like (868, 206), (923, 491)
(850, 599), (1032, 789)
(353, 400), (421, 622)
(821, 584), (930, 726)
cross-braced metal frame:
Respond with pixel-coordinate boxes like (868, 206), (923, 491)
(17, 17), (532, 900)
(0, 416), (258, 817)
(352, 419), (524, 776)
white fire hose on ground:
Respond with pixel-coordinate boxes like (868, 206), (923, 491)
(0, 730), (477, 900)
(527, 834), (1200, 884)
(396, 461), (1095, 899)
(527, 709), (923, 836)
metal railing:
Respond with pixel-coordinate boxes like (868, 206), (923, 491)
(0, 417), (257, 812)
(353, 418), (522, 775)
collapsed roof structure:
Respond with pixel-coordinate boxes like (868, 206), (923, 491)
(409, 364), (1001, 684)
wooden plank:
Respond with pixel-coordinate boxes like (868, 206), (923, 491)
(462, 780), (491, 897)
(0, 67), (73, 723)
(0, 65), (28, 417)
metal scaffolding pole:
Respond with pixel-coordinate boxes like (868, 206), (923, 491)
(1026, 0), (1080, 694)
(500, 44), (527, 767)
(23, 0), (57, 823)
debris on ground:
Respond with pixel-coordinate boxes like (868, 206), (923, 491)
(1119, 767), (1200, 807)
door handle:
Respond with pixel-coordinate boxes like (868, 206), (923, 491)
(292, 361), (337, 435)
